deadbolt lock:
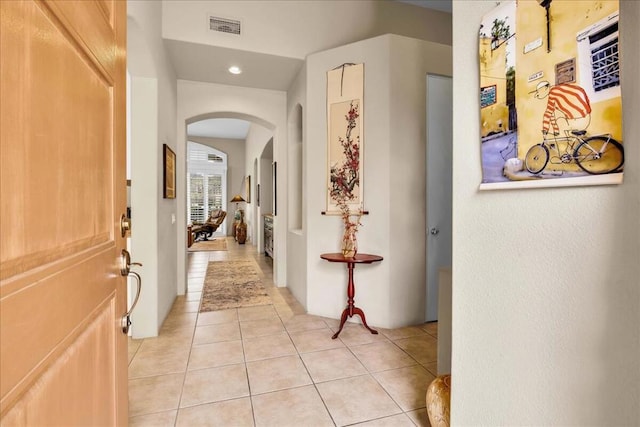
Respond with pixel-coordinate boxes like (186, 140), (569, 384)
(120, 214), (131, 238)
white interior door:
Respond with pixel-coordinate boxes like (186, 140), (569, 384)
(426, 74), (453, 321)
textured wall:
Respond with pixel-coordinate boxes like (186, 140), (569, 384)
(305, 35), (452, 327)
(286, 63), (308, 308)
(451, 1), (640, 424)
(128, 1), (178, 338)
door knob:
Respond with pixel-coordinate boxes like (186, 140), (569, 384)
(430, 227), (440, 235)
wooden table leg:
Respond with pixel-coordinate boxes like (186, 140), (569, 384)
(351, 306), (378, 335)
(331, 261), (378, 339)
(332, 309), (349, 339)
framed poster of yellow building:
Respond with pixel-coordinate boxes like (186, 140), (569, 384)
(479, 0), (624, 190)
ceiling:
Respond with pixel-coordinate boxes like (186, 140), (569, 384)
(178, 0), (451, 140)
(164, 39), (304, 92)
(396, 0), (452, 13)
(187, 118), (251, 140)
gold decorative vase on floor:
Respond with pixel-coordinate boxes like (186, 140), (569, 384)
(236, 221), (247, 244)
(426, 374), (451, 427)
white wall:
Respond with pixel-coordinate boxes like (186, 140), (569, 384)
(259, 147), (274, 256)
(188, 136), (246, 237)
(162, 0), (452, 59)
(156, 49), (179, 333)
(451, 1), (640, 425)
(244, 124), (274, 246)
(260, 149), (274, 218)
(129, 77), (159, 337)
(128, 1), (178, 338)
(389, 36), (452, 326)
(286, 63), (307, 308)
(305, 35), (452, 328)
(176, 80), (287, 291)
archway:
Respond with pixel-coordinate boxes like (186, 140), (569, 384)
(178, 112), (276, 295)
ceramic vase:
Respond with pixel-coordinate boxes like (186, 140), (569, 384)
(236, 221), (247, 244)
(341, 226), (357, 257)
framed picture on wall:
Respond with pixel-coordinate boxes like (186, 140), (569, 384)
(244, 175), (251, 203)
(478, 0), (624, 190)
(163, 144), (176, 199)
(273, 162), (277, 216)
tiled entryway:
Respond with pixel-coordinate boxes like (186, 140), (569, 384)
(128, 238), (437, 426)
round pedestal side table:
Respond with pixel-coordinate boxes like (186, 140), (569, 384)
(320, 253), (383, 339)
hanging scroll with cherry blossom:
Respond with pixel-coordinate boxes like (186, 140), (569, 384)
(326, 63), (364, 214)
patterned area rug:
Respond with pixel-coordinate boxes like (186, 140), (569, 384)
(188, 238), (228, 252)
(199, 260), (272, 312)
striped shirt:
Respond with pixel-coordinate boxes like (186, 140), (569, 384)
(542, 84), (592, 133)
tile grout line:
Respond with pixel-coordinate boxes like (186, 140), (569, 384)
(171, 281), (203, 427)
(235, 309), (259, 427)
(276, 307), (338, 426)
(338, 337), (410, 421)
(134, 242), (433, 425)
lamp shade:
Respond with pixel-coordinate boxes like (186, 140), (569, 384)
(230, 194), (246, 203)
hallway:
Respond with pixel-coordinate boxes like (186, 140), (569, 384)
(128, 238), (436, 426)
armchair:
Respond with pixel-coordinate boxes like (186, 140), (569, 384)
(191, 209), (227, 242)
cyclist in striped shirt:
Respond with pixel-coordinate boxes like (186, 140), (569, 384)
(531, 81), (592, 137)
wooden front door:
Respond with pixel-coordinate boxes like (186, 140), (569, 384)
(1, 0), (128, 424)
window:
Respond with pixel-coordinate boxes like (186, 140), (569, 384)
(589, 22), (619, 92)
(480, 85), (497, 108)
(208, 175), (222, 212)
(189, 174), (205, 223)
(188, 173), (222, 224)
(187, 142), (227, 227)
(577, 12), (620, 103)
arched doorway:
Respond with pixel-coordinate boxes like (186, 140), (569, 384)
(178, 112), (276, 295)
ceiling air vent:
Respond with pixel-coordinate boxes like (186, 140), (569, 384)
(209, 16), (241, 35)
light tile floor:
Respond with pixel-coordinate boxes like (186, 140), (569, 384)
(128, 238), (437, 426)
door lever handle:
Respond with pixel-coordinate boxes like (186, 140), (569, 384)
(120, 249), (142, 275)
(121, 271), (141, 334)
(119, 249), (142, 334)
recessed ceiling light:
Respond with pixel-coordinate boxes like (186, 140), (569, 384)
(228, 66), (242, 75)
